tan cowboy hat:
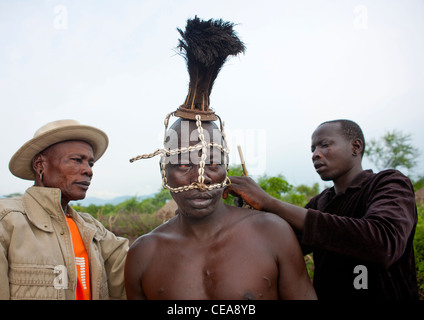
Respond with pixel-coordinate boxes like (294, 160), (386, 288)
(9, 119), (109, 180)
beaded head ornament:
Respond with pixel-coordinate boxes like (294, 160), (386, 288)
(130, 16), (245, 193)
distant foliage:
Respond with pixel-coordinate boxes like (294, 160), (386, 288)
(257, 174), (291, 199)
(365, 130), (420, 172)
(71, 188), (172, 240)
(3, 193), (23, 198)
(72, 188), (172, 216)
(224, 165), (320, 207)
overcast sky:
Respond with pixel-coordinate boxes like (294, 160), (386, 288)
(1, 0), (423, 199)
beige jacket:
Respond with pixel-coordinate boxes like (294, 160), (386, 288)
(0, 186), (128, 300)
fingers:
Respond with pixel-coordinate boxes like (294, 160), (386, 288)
(223, 176), (245, 198)
(227, 176), (248, 185)
(223, 176), (257, 209)
(223, 184), (242, 199)
(222, 188), (229, 199)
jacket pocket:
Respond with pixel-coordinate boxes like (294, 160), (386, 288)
(9, 263), (63, 300)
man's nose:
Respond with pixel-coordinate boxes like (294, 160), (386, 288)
(82, 161), (93, 177)
(312, 149), (321, 161)
(192, 165), (213, 185)
(201, 167), (213, 185)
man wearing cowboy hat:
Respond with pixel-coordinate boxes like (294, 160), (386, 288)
(0, 120), (128, 300)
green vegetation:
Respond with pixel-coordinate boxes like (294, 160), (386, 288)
(72, 188), (172, 240)
(223, 166), (319, 208)
(365, 130), (420, 172)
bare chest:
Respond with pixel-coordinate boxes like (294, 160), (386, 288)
(142, 235), (278, 300)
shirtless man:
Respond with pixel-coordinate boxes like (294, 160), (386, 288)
(124, 119), (316, 300)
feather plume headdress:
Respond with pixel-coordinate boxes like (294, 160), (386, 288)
(130, 16), (245, 193)
(175, 16), (245, 120)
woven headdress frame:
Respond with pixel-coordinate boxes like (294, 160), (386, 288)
(129, 112), (230, 193)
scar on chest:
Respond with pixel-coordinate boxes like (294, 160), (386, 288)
(263, 276), (271, 287)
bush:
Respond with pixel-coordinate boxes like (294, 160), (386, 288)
(96, 211), (163, 241)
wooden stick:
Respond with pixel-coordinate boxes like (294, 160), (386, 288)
(237, 145), (248, 177)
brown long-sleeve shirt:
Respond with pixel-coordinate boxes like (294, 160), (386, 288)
(302, 169), (419, 299)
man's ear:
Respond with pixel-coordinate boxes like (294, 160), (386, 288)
(32, 153), (46, 176)
(351, 139), (364, 157)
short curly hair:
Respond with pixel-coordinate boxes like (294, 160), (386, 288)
(319, 119), (366, 157)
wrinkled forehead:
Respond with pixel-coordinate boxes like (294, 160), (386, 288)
(165, 119), (224, 148)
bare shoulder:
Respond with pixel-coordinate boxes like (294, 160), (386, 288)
(128, 216), (179, 256)
(125, 215), (181, 299)
(232, 206), (297, 243)
(234, 206), (293, 232)
(237, 208), (304, 266)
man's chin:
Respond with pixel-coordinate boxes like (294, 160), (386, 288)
(317, 173), (332, 181)
(69, 192), (88, 202)
(176, 198), (221, 219)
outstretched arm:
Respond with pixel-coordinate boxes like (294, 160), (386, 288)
(224, 176), (308, 233)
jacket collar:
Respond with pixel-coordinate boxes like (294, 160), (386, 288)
(23, 186), (65, 232)
(348, 169), (374, 189)
(325, 169), (374, 198)
(67, 205), (100, 241)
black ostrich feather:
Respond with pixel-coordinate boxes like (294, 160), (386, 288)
(175, 16), (245, 119)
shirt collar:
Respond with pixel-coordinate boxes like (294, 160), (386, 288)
(23, 186), (64, 232)
(325, 169), (374, 198)
(348, 169), (374, 189)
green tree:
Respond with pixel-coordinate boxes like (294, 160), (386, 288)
(282, 183), (320, 207)
(151, 188), (172, 207)
(224, 166), (292, 205)
(116, 197), (141, 214)
(365, 130), (420, 172)
(412, 176), (424, 192)
(227, 164), (244, 177)
(224, 165), (320, 207)
(257, 174), (291, 200)
(223, 165), (245, 205)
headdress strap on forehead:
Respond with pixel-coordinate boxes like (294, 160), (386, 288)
(129, 113), (230, 193)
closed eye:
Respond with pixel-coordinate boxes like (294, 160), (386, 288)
(311, 141), (330, 152)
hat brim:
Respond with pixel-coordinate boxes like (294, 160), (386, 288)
(9, 124), (109, 180)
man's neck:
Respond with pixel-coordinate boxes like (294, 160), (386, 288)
(177, 202), (231, 242)
(333, 165), (363, 194)
(61, 199), (70, 216)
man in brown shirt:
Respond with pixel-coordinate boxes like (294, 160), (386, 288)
(225, 119), (419, 299)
